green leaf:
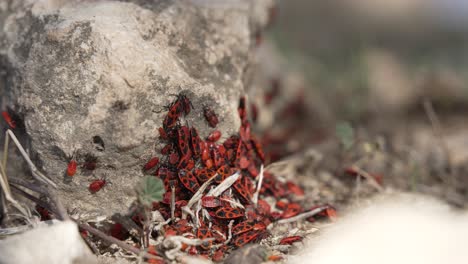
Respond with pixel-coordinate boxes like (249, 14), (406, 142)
(137, 176), (164, 207)
(335, 121), (354, 150)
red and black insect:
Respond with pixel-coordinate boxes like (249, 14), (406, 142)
(89, 179), (106, 193)
(239, 122), (251, 143)
(177, 126), (191, 157)
(232, 221), (255, 236)
(161, 144), (173, 155)
(214, 165), (231, 183)
(162, 94), (192, 130)
(177, 155), (194, 169)
(206, 130), (221, 142)
(203, 106), (219, 128)
(281, 203), (302, 219)
(232, 230), (265, 247)
(233, 178), (251, 203)
(213, 207), (244, 219)
(173, 219), (192, 234)
(189, 127), (201, 157)
(279, 236), (303, 245)
(169, 152), (180, 166)
(197, 226), (213, 250)
(176, 94), (193, 115)
(144, 157), (160, 171)
(178, 169), (200, 193)
(194, 168), (216, 183)
(211, 147), (225, 169)
(238, 96), (247, 123)
(2, 111), (16, 129)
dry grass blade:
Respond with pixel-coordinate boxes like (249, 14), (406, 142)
(206, 171), (240, 197)
(3, 130), (57, 188)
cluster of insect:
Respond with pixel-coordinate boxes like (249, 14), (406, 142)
(133, 94), (336, 262)
(1, 92), (336, 262)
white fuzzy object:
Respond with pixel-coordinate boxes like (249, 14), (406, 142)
(0, 221), (95, 264)
(289, 193), (468, 264)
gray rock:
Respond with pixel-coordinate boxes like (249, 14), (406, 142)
(0, 0), (273, 216)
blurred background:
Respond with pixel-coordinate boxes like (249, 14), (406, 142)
(271, 0), (468, 120)
(253, 0), (468, 206)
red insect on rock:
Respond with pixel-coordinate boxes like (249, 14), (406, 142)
(67, 159), (77, 177)
(178, 169), (200, 193)
(213, 207), (244, 219)
(158, 127), (168, 140)
(202, 196), (222, 208)
(177, 94), (193, 115)
(89, 179), (106, 193)
(279, 236), (303, 245)
(144, 157), (160, 171)
(203, 106), (219, 128)
(2, 111), (16, 129)
(163, 94), (190, 130)
(281, 203), (302, 219)
(163, 113), (179, 131)
(177, 126), (191, 157)
(189, 127), (202, 157)
(207, 130), (221, 142)
(161, 144), (173, 155)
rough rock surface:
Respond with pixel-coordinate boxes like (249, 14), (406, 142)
(0, 0), (273, 216)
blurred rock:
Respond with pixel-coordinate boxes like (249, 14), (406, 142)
(224, 244), (268, 264)
(0, 221), (95, 264)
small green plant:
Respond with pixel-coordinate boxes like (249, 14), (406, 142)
(335, 121), (354, 150)
(137, 176), (164, 207)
